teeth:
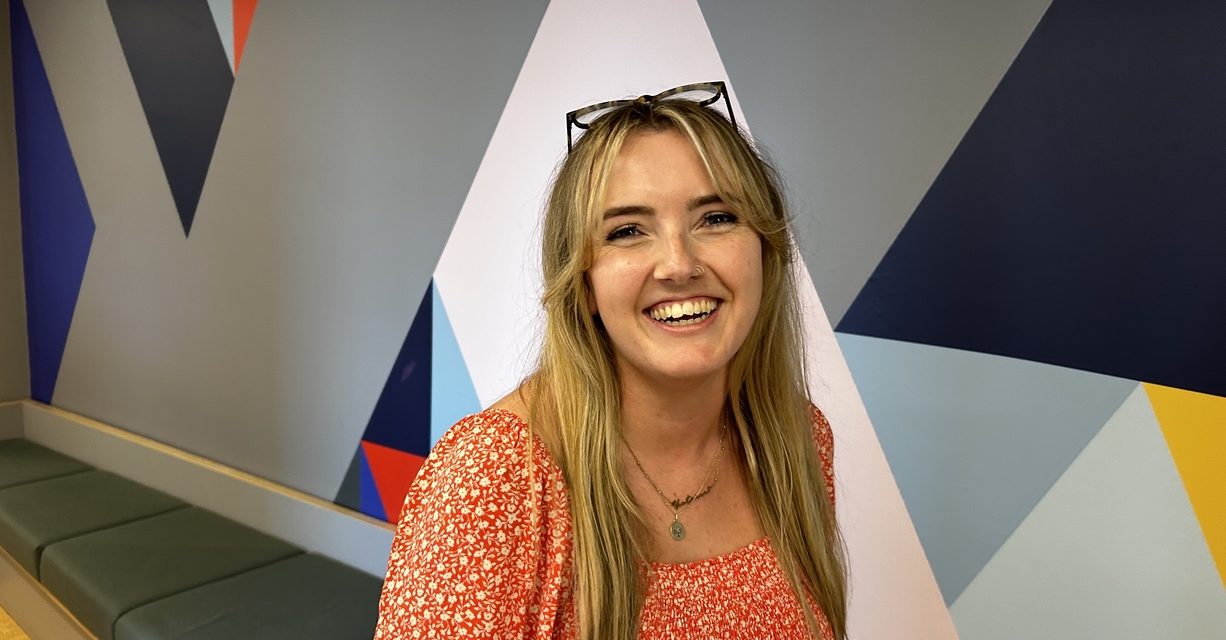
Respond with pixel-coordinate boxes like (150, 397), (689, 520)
(648, 299), (718, 323)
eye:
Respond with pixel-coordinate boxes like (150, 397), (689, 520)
(605, 224), (643, 241)
(702, 211), (739, 227)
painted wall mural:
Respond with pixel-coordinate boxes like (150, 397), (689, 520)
(107, 0), (257, 234)
(9, 0), (1225, 637)
(11, 0), (94, 405)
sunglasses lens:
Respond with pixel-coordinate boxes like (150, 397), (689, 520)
(663, 87), (719, 105)
(574, 106), (616, 127)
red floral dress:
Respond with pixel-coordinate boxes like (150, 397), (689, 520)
(375, 408), (837, 639)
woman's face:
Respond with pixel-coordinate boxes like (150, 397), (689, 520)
(587, 129), (763, 387)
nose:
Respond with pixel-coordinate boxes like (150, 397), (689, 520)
(653, 233), (700, 284)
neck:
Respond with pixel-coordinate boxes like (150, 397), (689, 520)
(618, 366), (727, 457)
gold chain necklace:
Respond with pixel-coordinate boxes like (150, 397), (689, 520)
(622, 424), (727, 541)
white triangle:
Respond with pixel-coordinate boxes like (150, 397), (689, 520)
(951, 384), (1226, 638)
(205, 0), (236, 74)
(433, 1), (955, 637)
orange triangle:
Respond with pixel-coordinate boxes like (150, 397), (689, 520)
(233, 0), (258, 72)
(361, 440), (427, 524)
(1145, 383), (1226, 589)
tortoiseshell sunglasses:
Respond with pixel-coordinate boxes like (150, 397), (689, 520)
(565, 81), (736, 152)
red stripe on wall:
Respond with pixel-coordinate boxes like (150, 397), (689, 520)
(233, 0), (258, 72)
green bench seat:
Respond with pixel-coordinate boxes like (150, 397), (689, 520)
(115, 553), (383, 640)
(0, 439), (383, 640)
(41, 506), (303, 640)
(0, 469), (186, 577)
(0, 438), (91, 489)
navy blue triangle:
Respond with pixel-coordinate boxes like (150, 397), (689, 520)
(838, 0), (1226, 397)
(360, 281), (433, 457)
(107, 0), (234, 236)
(11, 0), (97, 404)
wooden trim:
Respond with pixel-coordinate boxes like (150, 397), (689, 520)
(0, 544), (95, 640)
(31, 400), (390, 529)
(19, 400), (395, 577)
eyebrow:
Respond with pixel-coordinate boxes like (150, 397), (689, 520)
(601, 193), (726, 220)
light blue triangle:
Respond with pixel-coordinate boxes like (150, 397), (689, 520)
(836, 333), (1137, 605)
(430, 282), (482, 449)
(951, 385), (1226, 638)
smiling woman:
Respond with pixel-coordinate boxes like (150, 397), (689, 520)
(375, 85), (846, 640)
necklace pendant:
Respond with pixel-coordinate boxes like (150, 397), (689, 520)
(669, 517), (686, 541)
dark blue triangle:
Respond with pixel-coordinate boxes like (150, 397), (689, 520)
(838, 0), (1226, 397)
(11, 0), (97, 404)
(107, 0), (233, 236)
(357, 447), (386, 522)
(361, 281), (432, 456)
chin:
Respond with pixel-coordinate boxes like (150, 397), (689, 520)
(648, 363), (728, 385)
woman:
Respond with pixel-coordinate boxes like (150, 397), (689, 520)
(375, 83), (846, 639)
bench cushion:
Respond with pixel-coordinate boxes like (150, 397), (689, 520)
(0, 470), (186, 577)
(114, 553), (381, 640)
(40, 506), (302, 640)
(0, 439), (91, 489)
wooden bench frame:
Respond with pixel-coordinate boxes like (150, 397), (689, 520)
(0, 541), (93, 639)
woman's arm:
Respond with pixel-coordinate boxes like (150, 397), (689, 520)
(374, 413), (544, 638)
(810, 404), (836, 508)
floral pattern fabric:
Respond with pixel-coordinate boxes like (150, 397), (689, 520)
(375, 407), (836, 639)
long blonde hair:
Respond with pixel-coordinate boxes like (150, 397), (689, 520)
(530, 98), (847, 638)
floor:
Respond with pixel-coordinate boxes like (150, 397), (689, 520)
(0, 606), (29, 640)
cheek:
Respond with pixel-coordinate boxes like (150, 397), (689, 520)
(586, 258), (628, 317)
(741, 245), (765, 319)
(741, 241), (764, 286)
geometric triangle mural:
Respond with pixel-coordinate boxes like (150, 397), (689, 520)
(1146, 383), (1226, 590)
(837, 0), (1226, 398)
(335, 279), (481, 523)
(950, 385), (1226, 638)
(837, 334), (1136, 604)
(357, 445), (386, 523)
(11, 0), (97, 405)
(106, 0), (258, 236)
(812, 0), (1226, 635)
(232, 0), (258, 72)
(430, 284), (482, 447)
(362, 440), (427, 526)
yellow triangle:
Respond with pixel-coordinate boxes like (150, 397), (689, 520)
(1145, 383), (1226, 589)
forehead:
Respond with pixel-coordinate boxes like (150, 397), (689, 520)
(601, 130), (715, 206)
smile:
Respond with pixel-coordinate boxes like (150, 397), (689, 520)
(646, 298), (719, 326)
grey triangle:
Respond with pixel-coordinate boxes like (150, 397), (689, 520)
(334, 447), (362, 511)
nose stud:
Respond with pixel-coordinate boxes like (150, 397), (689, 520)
(693, 264), (706, 278)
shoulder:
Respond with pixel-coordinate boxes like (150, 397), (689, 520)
(807, 404), (834, 457)
(404, 408), (566, 517)
(376, 408), (569, 636)
(427, 408), (536, 475)
(806, 403), (836, 507)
